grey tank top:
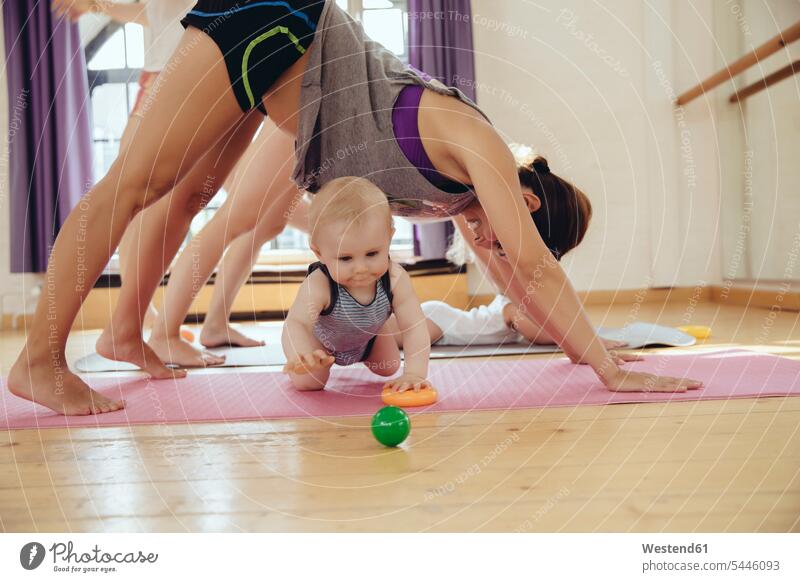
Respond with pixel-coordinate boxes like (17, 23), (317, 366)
(293, 0), (490, 220)
(309, 262), (393, 366)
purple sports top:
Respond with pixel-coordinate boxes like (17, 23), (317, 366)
(391, 84), (472, 195)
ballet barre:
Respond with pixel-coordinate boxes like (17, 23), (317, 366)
(675, 21), (800, 106)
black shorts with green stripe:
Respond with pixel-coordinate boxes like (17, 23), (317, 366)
(181, 0), (325, 115)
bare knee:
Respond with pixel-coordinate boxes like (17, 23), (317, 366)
(253, 215), (288, 243)
(365, 358), (401, 377)
(184, 190), (215, 216)
(291, 378), (326, 391)
(289, 370), (329, 391)
(109, 159), (181, 216)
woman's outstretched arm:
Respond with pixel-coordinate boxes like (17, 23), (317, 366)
(52, 0), (149, 25)
(451, 122), (702, 393)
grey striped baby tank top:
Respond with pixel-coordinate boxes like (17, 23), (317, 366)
(309, 262), (394, 366)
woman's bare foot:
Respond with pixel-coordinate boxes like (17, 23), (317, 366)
(8, 356), (124, 416)
(149, 329), (226, 367)
(96, 325), (187, 379)
(200, 323), (265, 348)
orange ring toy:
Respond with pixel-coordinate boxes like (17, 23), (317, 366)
(381, 387), (438, 408)
(180, 328), (196, 343)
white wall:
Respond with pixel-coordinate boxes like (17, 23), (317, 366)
(469, 0), (723, 292)
(730, 0), (800, 282)
(0, 12), (44, 326)
(3, 1), (773, 316)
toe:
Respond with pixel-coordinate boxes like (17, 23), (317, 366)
(155, 363), (187, 379)
(202, 353), (225, 366)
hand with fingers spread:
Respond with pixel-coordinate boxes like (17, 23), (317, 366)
(603, 368), (703, 393)
(607, 351), (646, 366)
(571, 349), (644, 367)
(601, 338), (628, 350)
(383, 373), (432, 394)
(283, 349), (335, 375)
(570, 337), (636, 366)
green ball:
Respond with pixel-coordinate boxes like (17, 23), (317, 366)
(371, 406), (410, 447)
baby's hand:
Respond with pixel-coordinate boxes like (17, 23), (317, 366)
(283, 350), (335, 375)
(383, 373), (431, 393)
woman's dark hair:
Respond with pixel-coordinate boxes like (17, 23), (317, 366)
(517, 156), (592, 261)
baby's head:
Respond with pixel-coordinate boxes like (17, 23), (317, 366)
(309, 177), (394, 287)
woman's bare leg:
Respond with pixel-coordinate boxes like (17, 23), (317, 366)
(96, 113), (262, 372)
(117, 212), (159, 328)
(199, 231), (267, 348)
(113, 107), (162, 329)
(148, 119), (300, 365)
(200, 193), (309, 348)
(7, 28), (253, 415)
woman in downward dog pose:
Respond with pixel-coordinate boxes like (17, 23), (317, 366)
(10, 0), (701, 415)
(391, 151), (633, 364)
(56, 0), (309, 365)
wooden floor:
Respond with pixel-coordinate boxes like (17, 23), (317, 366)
(1, 299), (798, 532)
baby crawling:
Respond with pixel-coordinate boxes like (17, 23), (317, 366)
(281, 177), (432, 392)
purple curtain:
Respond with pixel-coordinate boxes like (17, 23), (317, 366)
(3, 0), (93, 273)
(408, 0), (475, 261)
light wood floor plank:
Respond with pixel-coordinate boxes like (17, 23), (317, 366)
(1, 300), (798, 531)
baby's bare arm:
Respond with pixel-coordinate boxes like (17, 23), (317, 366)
(281, 271), (331, 367)
(389, 263), (430, 379)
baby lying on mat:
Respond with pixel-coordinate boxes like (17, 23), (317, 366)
(281, 177), (432, 392)
(403, 294), (627, 353)
(422, 295), (527, 346)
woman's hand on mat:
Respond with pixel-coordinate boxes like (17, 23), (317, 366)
(609, 351), (645, 365)
(570, 350), (642, 366)
(567, 339), (630, 365)
(283, 350), (335, 375)
(383, 373), (432, 393)
(603, 369), (703, 393)
(601, 339), (628, 350)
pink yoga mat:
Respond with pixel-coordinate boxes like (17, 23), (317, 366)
(2, 349), (799, 430)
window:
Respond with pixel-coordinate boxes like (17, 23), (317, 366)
(86, 0), (416, 272)
(87, 21), (230, 272)
(87, 23), (144, 182)
(339, 0), (409, 59)
(316, 0), (414, 262)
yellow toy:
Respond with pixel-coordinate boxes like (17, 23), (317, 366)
(678, 325), (712, 340)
